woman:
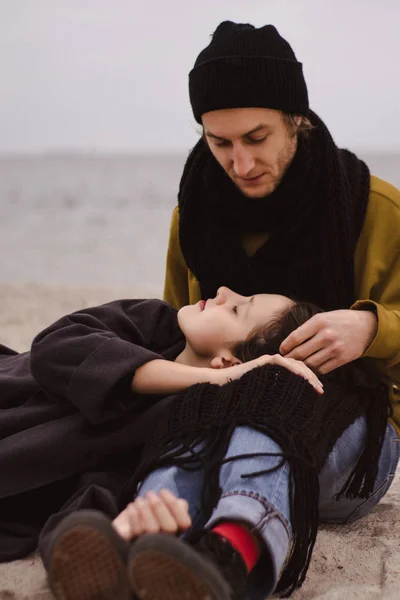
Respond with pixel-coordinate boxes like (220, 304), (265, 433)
(44, 298), (399, 600)
(0, 286), (320, 563)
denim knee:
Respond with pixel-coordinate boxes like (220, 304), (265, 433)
(319, 421), (400, 524)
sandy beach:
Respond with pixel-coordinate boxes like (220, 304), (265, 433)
(1, 282), (399, 600)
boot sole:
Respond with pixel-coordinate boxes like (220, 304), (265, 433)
(48, 509), (131, 600)
(127, 533), (231, 600)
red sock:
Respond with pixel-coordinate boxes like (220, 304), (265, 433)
(212, 522), (260, 573)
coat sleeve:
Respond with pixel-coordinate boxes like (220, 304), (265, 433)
(29, 300), (172, 424)
(163, 206), (190, 310)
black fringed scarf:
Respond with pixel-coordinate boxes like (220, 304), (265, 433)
(127, 364), (390, 597)
(178, 111), (370, 310)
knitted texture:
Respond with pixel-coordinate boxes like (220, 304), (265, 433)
(178, 111), (370, 310)
(189, 21), (309, 121)
(127, 364), (390, 597)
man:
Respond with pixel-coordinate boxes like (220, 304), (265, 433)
(164, 20), (400, 431)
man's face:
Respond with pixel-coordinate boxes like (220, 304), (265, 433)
(202, 107), (299, 198)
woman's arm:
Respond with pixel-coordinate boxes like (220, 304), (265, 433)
(132, 354), (324, 395)
(132, 359), (219, 394)
(30, 299), (179, 423)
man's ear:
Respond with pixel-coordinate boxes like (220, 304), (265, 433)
(210, 349), (242, 369)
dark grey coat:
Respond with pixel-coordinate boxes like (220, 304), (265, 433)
(0, 299), (184, 561)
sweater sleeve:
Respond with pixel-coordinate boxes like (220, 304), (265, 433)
(352, 177), (400, 387)
(351, 300), (400, 367)
(163, 206), (190, 310)
(29, 299), (172, 424)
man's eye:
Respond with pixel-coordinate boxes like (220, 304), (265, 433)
(248, 136), (267, 145)
(233, 306), (238, 314)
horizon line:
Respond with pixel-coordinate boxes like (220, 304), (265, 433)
(1, 148), (400, 158)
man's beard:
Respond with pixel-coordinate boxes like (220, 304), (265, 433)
(231, 137), (297, 198)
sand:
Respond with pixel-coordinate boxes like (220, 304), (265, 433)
(1, 282), (399, 600)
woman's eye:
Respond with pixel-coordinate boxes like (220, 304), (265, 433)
(233, 306), (238, 314)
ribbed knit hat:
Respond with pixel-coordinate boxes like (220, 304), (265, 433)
(189, 21), (309, 123)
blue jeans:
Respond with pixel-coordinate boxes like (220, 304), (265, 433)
(137, 418), (400, 600)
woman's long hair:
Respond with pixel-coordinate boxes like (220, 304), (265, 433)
(232, 300), (382, 394)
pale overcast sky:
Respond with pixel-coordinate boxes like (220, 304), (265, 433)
(1, 0), (399, 153)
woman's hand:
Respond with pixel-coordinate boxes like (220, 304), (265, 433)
(216, 354), (324, 394)
(112, 489), (192, 541)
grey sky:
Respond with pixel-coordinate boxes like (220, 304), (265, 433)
(1, 0), (399, 153)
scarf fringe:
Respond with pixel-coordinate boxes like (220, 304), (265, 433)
(125, 366), (390, 597)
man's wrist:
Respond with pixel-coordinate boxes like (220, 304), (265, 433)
(356, 308), (378, 350)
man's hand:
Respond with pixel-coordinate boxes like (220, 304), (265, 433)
(280, 309), (378, 374)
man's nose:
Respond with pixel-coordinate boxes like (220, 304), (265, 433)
(232, 147), (255, 177)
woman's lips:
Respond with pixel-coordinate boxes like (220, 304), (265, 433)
(199, 300), (206, 311)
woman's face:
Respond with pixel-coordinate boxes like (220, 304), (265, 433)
(178, 286), (293, 358)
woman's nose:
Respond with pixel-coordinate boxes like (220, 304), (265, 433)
(216, 286), (246, 306)
(215, 287), (228, 305)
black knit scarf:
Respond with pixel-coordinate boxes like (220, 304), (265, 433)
(178, 111), (370, 310)
(127, 365), (390, 597)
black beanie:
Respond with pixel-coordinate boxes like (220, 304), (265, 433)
(189, 21), (309, 123)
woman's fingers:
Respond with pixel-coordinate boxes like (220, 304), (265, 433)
(112, 490), (191, 541)
(222, 353), (323, 394)
(133, 496), (162, 534)
(267, 354), (324, 394)
(157, 489), (192, 530)
(144, 491), (180, 533)
(290, 360), (324, 394)
(283, 358), (323, 393)
(112, 502), (143, 540)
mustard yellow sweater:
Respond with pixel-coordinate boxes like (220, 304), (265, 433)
(163, 175), (400, 432)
